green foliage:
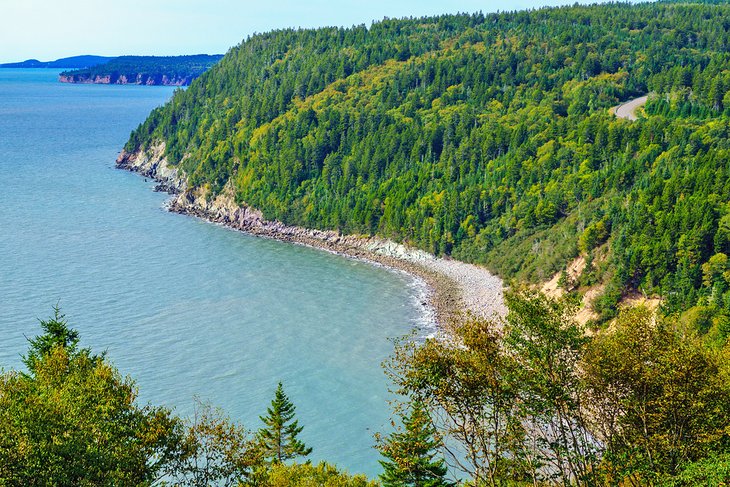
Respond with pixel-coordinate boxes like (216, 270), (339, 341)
(60, 54), (223, 85)
(679, 305), (716, 335)
(0, 310), (183, 486)
(377, 401), (452, 487)
(667, 453), (730, 486)
(252, 461), (378, 487)
(4, 299), (730, 486)
(388, 292), (730, 485)
(125, 2), (730, 319)
(578, 219), (609, 255)
(386, 292), (598, 486)
(22, 304), (90, 373)
(583, 307), (730, 484)
(4, 311), (397, 486)
(701, 252), (729, 288)
(503, 292), (599, 485)
(256, 382), (312, 464)
(167, 400), (259, 487)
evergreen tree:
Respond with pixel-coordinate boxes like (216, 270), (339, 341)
(22, 304), (93, 373)
(378, 401), (451, 487)
(256, 382), (312, 463)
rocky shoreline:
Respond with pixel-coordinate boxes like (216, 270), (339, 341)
(116, 143), (506, 330)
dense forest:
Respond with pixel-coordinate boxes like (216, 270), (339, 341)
(10, 3), (723, 484)
(60, 55), (223, 85)
(123, 1), (730, 329)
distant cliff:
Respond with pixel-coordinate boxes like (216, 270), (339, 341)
(59, 73), (194, 86)
(59, 55), (223, 86)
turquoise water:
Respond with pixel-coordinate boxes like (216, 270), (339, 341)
(0, 69), (426, 476)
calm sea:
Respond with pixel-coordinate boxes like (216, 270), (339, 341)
(0, 69), (426, 476)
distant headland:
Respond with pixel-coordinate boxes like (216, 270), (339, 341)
(0, 55), (112, 69)
(2, 54), (223, 86)
(58, 55), (223, 86)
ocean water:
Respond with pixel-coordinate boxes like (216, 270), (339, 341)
(0, 69), (427, 476)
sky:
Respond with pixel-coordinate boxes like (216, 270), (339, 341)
(1, 0), (611, 63)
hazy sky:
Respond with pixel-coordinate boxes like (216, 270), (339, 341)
(1, 0), (609, 63)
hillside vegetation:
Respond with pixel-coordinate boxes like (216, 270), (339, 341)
(0, 309), (372, 486)
(126, 2), (730, 327)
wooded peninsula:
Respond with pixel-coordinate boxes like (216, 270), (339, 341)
(59, 55), (223, 86)
(126, 1), (730, 331)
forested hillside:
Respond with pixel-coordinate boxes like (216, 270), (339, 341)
(125, 2), (730, 326)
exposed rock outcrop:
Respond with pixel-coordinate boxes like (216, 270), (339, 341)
(60, 74), (191, 86)
(117, 143), (186, 193)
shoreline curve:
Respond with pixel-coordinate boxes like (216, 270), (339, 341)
(116, 143), (507, 332)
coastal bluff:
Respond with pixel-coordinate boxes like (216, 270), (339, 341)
(59, 73), (192, 86)
(58, 54), (223, 87)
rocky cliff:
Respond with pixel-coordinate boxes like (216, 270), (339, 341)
(58, 54), (223, 86)
(59, 74), (191, 86)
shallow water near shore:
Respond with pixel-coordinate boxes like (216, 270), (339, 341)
(0, 69), (426, 476)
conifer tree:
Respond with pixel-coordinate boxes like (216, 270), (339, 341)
(256, 382), (312, 463)
(22, 304), (93, 373)
(378, 401), (452, 487)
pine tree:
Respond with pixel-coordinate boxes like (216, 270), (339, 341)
(256, 382), (312, 463)
(378, 401), (452, 487)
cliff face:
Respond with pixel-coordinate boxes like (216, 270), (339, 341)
(116, 143), (186, 192)
(59, 74), (191, 86)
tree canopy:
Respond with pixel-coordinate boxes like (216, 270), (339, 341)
(0, 312), (359, 486)
(3, 297), (730, 485)
(378, 401), (452, 487)
(0, 312), (182, 485)
(386, 291), (730, 485)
